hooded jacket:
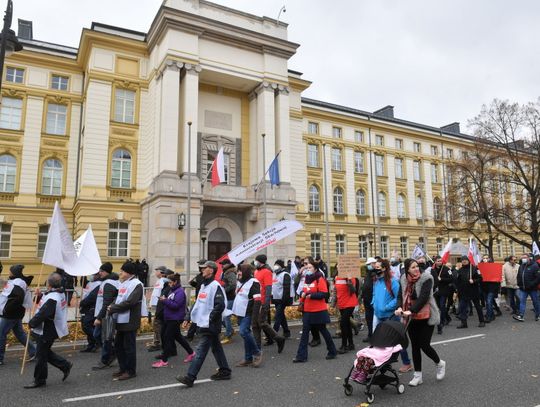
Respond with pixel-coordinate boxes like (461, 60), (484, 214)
(222, 264), (238, 301)
(372, 276), (399, 319)
(517, 260), (540, 291)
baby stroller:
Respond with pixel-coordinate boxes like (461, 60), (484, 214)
(343, 320), (408, 404)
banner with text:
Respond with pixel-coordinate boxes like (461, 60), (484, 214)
(337, 254), (362, 279)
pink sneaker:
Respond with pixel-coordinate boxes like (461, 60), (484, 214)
(183, 352), (196, 363)
(152, 360), (168, 368)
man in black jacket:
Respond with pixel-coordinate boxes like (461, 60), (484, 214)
(79, 273), (101, 353)
(456, 257), (485, 328)
(272, 259), (292, 338)
(431, 256), (453, 334)
(0, 264), (36, 365)
(24, 273), (72, 389)
(513, 254), (540, 322)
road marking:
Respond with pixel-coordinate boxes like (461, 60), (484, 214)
(432, 334), (485, 345)
(62, 378), (213, 403)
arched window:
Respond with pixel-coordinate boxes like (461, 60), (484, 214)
(41, 159), (63, 196)
(309, 185), (320, 212)
(433, 197), (442, 220)
(415, 195), (423, 219)
(356, 190), (366, 215)
(397, 194), (406, 218)
(111, 149), (132, 188)
(0, 154), (16, 192)
(378, 192), (387, 217)
(333, 187), (344, 214)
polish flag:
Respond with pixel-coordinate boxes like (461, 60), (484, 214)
(211, 147), (225, 187)
(215, 253), (230, 285)
(467, 238), (481, 267)
(440, 238), (453, 264)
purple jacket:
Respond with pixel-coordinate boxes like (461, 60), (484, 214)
(161, 285), (187, 321)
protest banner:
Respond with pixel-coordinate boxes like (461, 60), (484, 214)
(337, 254), (362, 279)
(478, 262), (503, 282)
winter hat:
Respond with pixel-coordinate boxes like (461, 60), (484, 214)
(274, 259), (285, 268)
(121, 261), (137, 275)
(255, 254), (267, 264)
(9, 264), (25, 279)
(100, 262), (113, 273)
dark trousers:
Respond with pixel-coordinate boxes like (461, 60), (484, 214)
(115, 330), (137, 375)
(273, 302), (290, 336)
(161, 320), (193, 362)
(435, 294), (449, 331)
(187, 322), (198, 340)
(506, 288), (520, 314)
(34, 336), (71, 384)
(459, 297), (484, 323)
(81, 313), (98, 349)
(364, 303), (374, 338)
(252, 302), (278, 347)
(407, 319), (440, 372)
(295, 322), (336, 361)
(187, 333), (230, 380)
(339, 307), (355, 347)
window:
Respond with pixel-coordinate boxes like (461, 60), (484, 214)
(206, 151), (230, 184)
(378, 192), (387, 217)
(309, 185), (320, 212)
(395, 158), (403, 178)
(496, 240), (502, 259)
(355, 190), (366, 215)
(509, 240), (515, 256)
(6, 67), (24, 83)
(108, 221), (129, 257)
(430, 146), (438, 156)
(51, 75), (69, 91)
(41, 159), (63, 196)
(114, 88), (135, 124)
(307, 144), (319, 167)
(431, 163), (439, 183)
(331, 148), (342, 171)
(462, 151), (469, 160)
(111, 149), (132, 188)
(354, 151), (364, 173)
(46, 103), (67, 135)
(400, 237), (408, 259)
(418, 237), (425, 251)
(308, 122), (319, 135)
(310, 233), (321, 258)
(415, 195), (423, 219)
(375, 135), (384, 146)
(37, 225), (49, 258)
(0, 223), (11, 258)
(397, 194), (407, 218)
(336, 235), (346, 255)
(354, 130), (364, 143)
(0, 97), (23, 130)
(380, 236), (389, 258)
(413, 142), (421, 153)
(413, 160), (421, 181)
(433, 197), (442, 220)
(446, 148), (453, 159)
(375, 154), (384, 176)
(0, 154), (16, 193)
(332, 126), (342, 138)
(395, 139), (403, 150)
(436, 238), (443, 255)
(333, 187), (344, 214)
(359, 236), (368, 259)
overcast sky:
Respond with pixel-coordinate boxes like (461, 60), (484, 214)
(10, 0), (540, 131)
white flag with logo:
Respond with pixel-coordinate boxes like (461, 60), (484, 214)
(532, 241), (540, 257)
(410, 244), (426, 260)
(42, 201), (77, 270)
(67, 225), (102, 277)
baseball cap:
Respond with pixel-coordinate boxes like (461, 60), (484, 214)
(202, 261), (218, 271)
(155, 266), (167, 272)
(366, 257), (377, 265)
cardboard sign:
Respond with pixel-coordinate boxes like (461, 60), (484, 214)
(478, 262), (503, 282)
(337, 254), (362, 279)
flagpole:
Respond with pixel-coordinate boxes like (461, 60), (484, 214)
(262, 133), (268, 232)
(186, 121), (192, 289)
(72, 292), (80, 350)
(201, 158), (216, 189)
(21, 264), (44, 375)
(322, 143), (331, 265)
(254, 150), (282, 192)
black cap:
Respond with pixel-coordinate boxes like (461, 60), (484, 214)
(315, 255), (322, 261)
(100, 262), (113, 273)
(155, 266), (167, 272)
(197, 259), (207, 268)
(220, 259), (232, 266)
(10, 264), (25, 278)
(274, 259), (285, 268)
(255, 254), (267, 264)
(162, 268), (174, 276)
(121, 261), (137, 275)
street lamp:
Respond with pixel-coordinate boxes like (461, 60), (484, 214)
(0, 0), (23, 94)
(177, 213), (186, 230)
(367, 232), (374, 257)
(199, 227), (207, 259)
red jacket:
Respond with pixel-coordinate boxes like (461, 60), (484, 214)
(335, 277), (359, 309)
(301, 275), (329, 313)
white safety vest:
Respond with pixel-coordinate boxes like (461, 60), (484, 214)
(32, 291), (68, 338)
(82, 281), (101, 300)
(272, 271), (295, 300)
(232, 278), (258, 317)
(150, 277), (168, 306)
(190, 280), (229, 328)
(0, 278), (32, 315)
(114, 277), (148, 324)
(94, 279), (120, 317)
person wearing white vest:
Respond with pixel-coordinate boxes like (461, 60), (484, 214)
(147, 266), (171, 352)
(24, 273), (72, 389)
(79, 272), (101, 353)
(176, 261), (231, 388)
(0, 264), (36, 365)
(108, 261), (146, 381)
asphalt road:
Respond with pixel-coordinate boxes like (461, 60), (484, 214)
(2, 311), (540, 407)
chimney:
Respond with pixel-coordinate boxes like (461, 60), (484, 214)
(441, 122), (460, 134)
(18, 19), (33, 40)
(373, 105), (394, 118)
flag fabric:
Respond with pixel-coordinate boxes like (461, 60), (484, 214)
(410, 244), (426, 260)
(211, 147), (225, 186)
(440, 239), (453, 264)
(532, 241), (540, 257)
(42, 201), (77, 270)
(467, 238), (482, 267)
(68, 225), (102, 277)
(214, 253), (230, 284)
(268, 155), (280, 186)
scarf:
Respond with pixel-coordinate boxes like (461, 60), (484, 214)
(305, 270), (323, 285)
(403, 270), (421, 312)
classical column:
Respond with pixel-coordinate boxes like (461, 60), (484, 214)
(274, 84), (290, 183)
(255, 81), (276, 181)
(179, 63), (201, 175)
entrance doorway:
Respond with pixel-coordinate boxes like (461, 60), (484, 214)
(207, 227), (232, 261)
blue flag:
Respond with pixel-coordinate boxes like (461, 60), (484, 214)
(269, 156), (280, 186)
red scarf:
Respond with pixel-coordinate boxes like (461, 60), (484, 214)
(403, 270), (421, 313)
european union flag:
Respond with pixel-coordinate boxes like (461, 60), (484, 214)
(269, 156), (280, 186)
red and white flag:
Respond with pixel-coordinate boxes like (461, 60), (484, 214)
(211, 147), (225, 187)
(440, 238), (453, 264)
(467, 238), (481, 266)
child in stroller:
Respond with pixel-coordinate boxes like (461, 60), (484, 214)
(343, 320), (407, 404)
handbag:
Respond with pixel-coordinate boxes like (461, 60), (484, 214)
(102, 315), (116, 341)
(411, 300), (430, 320)
(297, 302), (304, 313)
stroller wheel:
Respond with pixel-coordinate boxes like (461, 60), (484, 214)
(366, 393), (375, 404)
(397, 384), (405, 394)
(343, 384), (353, 396)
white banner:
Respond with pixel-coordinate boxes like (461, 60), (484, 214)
(68, 225), (102, 277)
(410, 244), (426, 260)
(227, 220), (303, 265)
(532, 241), (540, 257)
(42, 201), (77, 270)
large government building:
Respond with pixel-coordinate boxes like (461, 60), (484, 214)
(0, 0), (524, 282)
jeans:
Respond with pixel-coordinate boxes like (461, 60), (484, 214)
(81, 313), (98, 349)
(506, 288), (520, 314)
(485, 291), (495, 320)
(0, 317), (36, 362)
(273, 302), (290, 336)
(34, 335), (70, 384)
(187, 333), (231, 380)
(518, 289), (540, 318)
(459, 298), (484, 323)
(375, 315), (411, 366)
(238, 316), (260, 361)
(115, 330), (137, 375)
(295, 321), (336, 361)
(222, 300), (234, 338)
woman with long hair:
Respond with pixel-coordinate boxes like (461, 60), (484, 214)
(395, 259), (446, 386)
(333, 265), (359, 353)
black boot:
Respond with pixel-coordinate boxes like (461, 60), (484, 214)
(456, 320), (468, 329)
